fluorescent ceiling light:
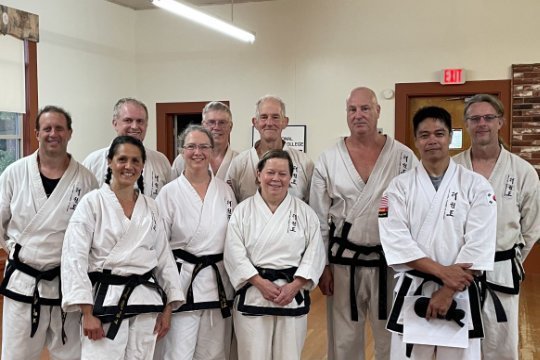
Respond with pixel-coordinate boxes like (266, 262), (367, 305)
(151, 0), (255, 43)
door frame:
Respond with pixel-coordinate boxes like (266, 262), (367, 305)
(156, 101), (229, 162)
(394, 80), (511, 148)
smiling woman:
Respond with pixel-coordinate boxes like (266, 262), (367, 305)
(61, 135), (184, 360)
(224, 149), (326, 360)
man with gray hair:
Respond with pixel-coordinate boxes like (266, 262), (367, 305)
(454, 94), (540, 359)
(171, 101), (238, 180)
(83, 97), (172, 198)
(226, 95), (313, 203)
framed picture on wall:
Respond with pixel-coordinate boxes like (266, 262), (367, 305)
(252, 125), (307, 153)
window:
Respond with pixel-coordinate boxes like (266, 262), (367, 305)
(0, 112), (23, 174)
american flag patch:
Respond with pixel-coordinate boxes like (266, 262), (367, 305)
(378, 195), (389, 218)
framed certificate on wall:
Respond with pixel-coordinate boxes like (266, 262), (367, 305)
(252, 125), (307, 153)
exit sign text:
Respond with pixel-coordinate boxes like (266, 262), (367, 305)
(441, 69), (465, 85)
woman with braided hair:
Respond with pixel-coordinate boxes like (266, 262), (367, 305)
(61, 135), (184, 360)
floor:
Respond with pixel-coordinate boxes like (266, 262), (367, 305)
(0, 274), (538, 360)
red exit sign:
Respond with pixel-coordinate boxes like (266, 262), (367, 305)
(441, 68), (466, 85)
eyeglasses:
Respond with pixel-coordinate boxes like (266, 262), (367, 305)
(182, 143), (213, 151)
(203, 120), (229, 128)
(465, 114), (501, 123)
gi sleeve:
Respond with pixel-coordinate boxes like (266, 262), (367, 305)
(455, 177), (497, 271)
(152, 213), (185, 310)
(223, 206), (258, 290)
(309, 157), (332, 264)
(0, 166), (14, 253)
(379, 177), (427, 271)
(61, 196), (96, 313)
(518, 165), (540, 260)
(295, 206), (326, 290)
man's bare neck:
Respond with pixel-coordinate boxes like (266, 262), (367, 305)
(38, 151), (70, 179)
(422, 157), (450, 177)
(470, 142), (501, 161)
(256, 139), (284, 157)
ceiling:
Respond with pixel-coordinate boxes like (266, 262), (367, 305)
(106, 0), (274, 10)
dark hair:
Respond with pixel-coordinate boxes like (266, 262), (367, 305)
(413, 106), (452, 135)
(105, 136), (146, 194)
(257, 149), (294, 176)
(36, 105), (72, 130)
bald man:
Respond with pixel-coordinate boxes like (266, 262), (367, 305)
(310, 87), (418, 360)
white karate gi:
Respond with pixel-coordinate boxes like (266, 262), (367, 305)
(224, 192), (325, 360)
(225, 142), (314, 203)
(61, 184), (184, 360)
(171, 146), (238, 181)
(454, 147), (540, 359)
(83, 146), (172, 199)
(379, 160), (497, 360)
(309, 136), (417, 360)
(0, 152), (98, 360)
(153, 174), (236, 360)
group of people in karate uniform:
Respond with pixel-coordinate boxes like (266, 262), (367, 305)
(0, 88), (538, 360)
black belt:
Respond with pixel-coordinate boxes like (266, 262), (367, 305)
(89, 269), (167, 340)
(238, 267), (304, 305)
(236, 266), (310, 316)
(488, 243), (525, 294)
(172, 249), (231, 318)
(328, 221), (388, 321)
(385, 270), (484, 358)
(474, 244), (525, 325)
(0, 244), (66, 343)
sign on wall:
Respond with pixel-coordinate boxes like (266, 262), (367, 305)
(252, 125), (307, 153)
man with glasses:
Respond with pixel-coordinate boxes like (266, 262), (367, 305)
(454, 94), (540, 359)
(226, 95), (313, 203)
(83, 98), (172, 199)
(172, 101), (237, 180)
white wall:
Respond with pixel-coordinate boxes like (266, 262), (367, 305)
(1, 0), (136, 160)
(2, 0), (540, 161)
(135, 0), (540, 160)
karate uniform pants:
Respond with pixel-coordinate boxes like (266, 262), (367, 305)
(390, 333), (481, 360)
(481, 292), (519, 360)
(1, 297), (81, 360)
(81, 312), (158, 360)
(154, 309), (231, 360)
(327, 264), (392, 360)
(233, 309), (307, 360)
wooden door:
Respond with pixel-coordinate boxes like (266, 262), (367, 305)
(156, 101), (229, 163)
(395, 80), (511, 150)
(407, 96), (471, 158)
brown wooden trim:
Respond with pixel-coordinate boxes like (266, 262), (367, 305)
(156, 101), (229, 162)
(23, 40), (38, 155)
(395, 80), (511, 148)
(0, 5), (39, 42)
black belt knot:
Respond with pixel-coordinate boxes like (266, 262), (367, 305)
(237, 266), (305, 305)
(5, 244), (67, 343)
(172, 248), (231, 318)
(328, 221), (388, 321)
(399, 270), (484, 358)
(89, 269), (166, 340)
